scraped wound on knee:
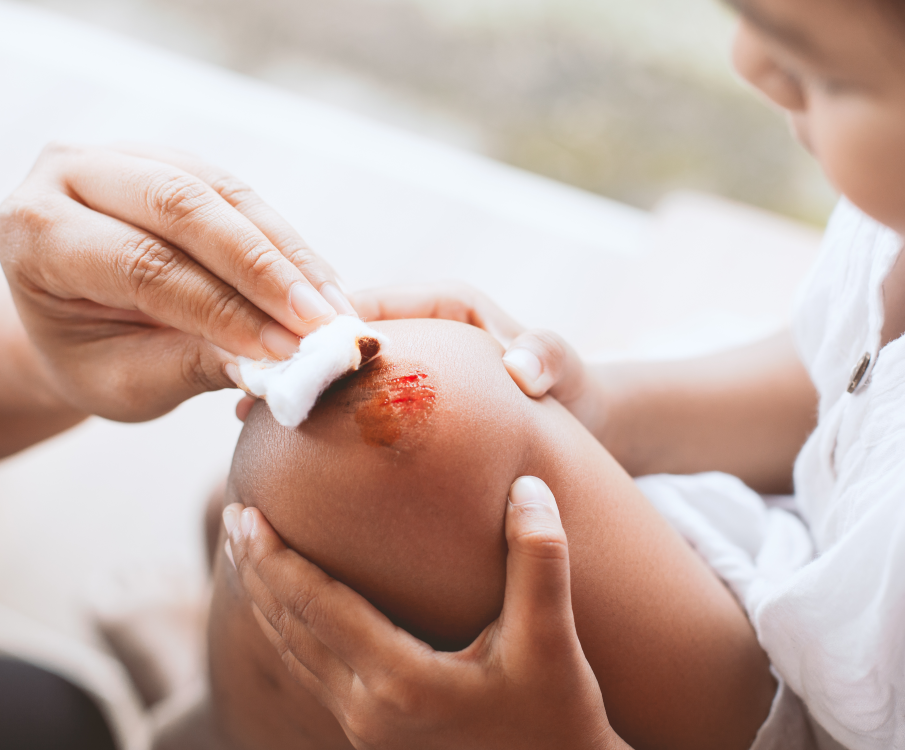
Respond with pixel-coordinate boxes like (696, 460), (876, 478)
(354, 368), (437, 447)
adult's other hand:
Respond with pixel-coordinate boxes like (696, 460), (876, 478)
(0, 143), (354, 422)
(223, 476), (627, 750)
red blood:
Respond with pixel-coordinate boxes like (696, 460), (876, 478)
(354, 370), (436, 447)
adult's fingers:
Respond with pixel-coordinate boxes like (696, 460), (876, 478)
(498, 477), (575, 659)
(350, 282), (525, 346)
(225, 505), (426, 684)
(14, 195), (297, 361)
(42, 144), (336, 338)
(502, 329), (587, 401)
(111, 144), (357, 317)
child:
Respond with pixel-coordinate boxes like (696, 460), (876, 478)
(222, 1), (905, 748)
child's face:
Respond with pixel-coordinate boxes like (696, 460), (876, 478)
(731, 0), (905, 232)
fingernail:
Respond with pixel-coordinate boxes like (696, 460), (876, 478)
(261, 322), (300, 359)
(240, 508), (255, 538)
(223, 505), (239, 536)
(509, 476), (557, 512)
(224, 539), (236, 570)
(503, 348), (542, 383)
(225, 362), (242, 388)
(320, 282), (357, 317)
(290, 283), (336, 323)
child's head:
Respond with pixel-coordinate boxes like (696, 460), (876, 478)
(729, 0), (905, 232)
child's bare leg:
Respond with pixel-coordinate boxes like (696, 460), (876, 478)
(207, 319), (774, 750)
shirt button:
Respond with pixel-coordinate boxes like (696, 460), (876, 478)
(847, 352), (871, 393)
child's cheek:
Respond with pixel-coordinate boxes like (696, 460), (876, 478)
(815, 100), (905, 233)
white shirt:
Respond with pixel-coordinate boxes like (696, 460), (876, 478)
(637, 199), (905, 750)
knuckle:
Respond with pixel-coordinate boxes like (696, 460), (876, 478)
(244, 238), (285, 280)
(179, 341), (224, 394)
(266, 602), (294, 640)
(285, 577), (333, 630)
(146, 172), (212, 229)
(237, 237), (300, 296)
(369, 669), (426, 717)
(283, 244), (322, 275)
(0, 194), (55, 241)
(34, 142), (88, 178)
(208, 174), (256, 208)
(530, 328), (568, 363)
(512, 524), (569, 560)
(121, 234), (181, 299)
(196, 286), (247, 340)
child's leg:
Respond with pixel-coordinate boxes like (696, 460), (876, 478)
(208, 319), (775, 750)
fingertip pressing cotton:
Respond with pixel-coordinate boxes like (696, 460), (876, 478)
(237, 316), (388, 428)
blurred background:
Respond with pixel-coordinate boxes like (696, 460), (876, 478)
(22, 0), (835, 224)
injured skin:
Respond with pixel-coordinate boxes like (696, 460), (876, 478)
(206, 319), (776, 750)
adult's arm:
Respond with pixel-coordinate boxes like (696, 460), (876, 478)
(0, 277), (85, 457)
(0, 143), (353, 427)
(352, 285), (818, 494)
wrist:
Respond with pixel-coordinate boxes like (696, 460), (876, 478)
(4, 330), (71, 410)
(0, 326), (87, 457)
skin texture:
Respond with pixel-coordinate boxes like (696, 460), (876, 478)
(211, 319), (775, 750)
(0, 143), (351, 424)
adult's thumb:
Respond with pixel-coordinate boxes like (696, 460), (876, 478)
(500, 477), (575, 651)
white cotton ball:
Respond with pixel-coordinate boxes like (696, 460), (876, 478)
(237, 316), (388, 428)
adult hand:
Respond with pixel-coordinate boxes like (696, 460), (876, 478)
(223, 476), (627, 750)
(352, 282), (603, 431)
(0, 143), (354, 422)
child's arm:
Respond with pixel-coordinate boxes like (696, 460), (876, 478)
(507, 329), (817, 495)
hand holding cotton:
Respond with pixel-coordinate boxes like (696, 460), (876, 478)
(237, 316), (387, 428)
